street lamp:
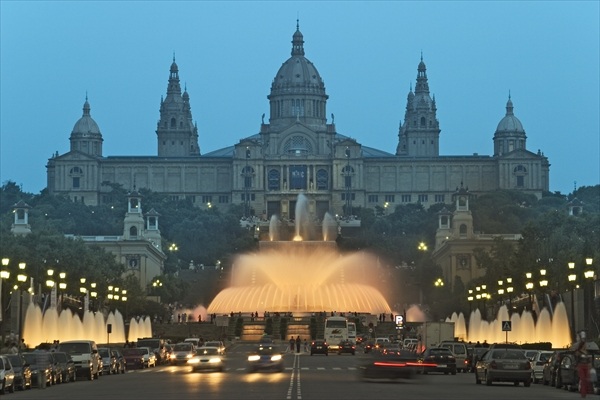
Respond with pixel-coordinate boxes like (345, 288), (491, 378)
(506, 278), (514, 311)
(434, 278), (444, 287)
(467, 289), (474, 313)
(16, 262), (27, 352)
(58, 272), (67, 311)
(584, 258), (594, 335)
(1, 258), (11, 347)
(539, 269), (548, 310)
(568, 263), (577, 340)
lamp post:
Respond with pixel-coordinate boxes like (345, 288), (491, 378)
(58, 272), (67, 312)
(16, 262), (27, 352)
(525, 272), (534, 313)
(45, 269), (55, 310)
(539, 269), (548, 311)
(568, 261), (577, 340)
(90, 283), (97, 312)
(584, 258), (594, 336)
(121, 289), (128, 320)
(1, 258), (11, 347)
(481, 284), (488, 320)
(467, 289), (474, 314)
(506, 278), (514, 313)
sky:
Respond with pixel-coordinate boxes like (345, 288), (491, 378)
(1, 1), (598, 196)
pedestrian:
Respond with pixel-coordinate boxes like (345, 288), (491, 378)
(575, 331), (592, 398)
(304, 339), (308, 353)
(295, 336), (301, 353)
(289, 336), (295, 353)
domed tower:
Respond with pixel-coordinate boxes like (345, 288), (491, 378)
(493, 95), (527, 156)
(69, 96), (103, 157)
(156, 57), (200, 157)
(396, 56), (440, 157)
(267, 21), (329, 131)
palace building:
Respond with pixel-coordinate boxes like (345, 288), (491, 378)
(46, 23), (550, 222)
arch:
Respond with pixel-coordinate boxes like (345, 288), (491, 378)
(420, 117), (426, 127)
(283, 135), (313, 156)
(242, 166), (255, 189)
(316, 169), (329, 190)
(268, 169), (280, 191)
(170, 117), (176, 128)
(459, 224), (467, 236)
(129, 226), (138, 237)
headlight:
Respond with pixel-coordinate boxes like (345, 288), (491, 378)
(248, 355), (260, 362)
(209, 358), (222, 364)
(186, 354), (193, 359)
(188, 358), (200, 365)
(170, 354), (176, 359)
(271, 355), (282, 361)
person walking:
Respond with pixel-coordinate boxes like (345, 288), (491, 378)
(295, 336), (301, 353)
(575, 331), (592, 398)
(303, 339), (309, 353)
(289, 336), (295, 353)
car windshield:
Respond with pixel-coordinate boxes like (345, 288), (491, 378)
(429, 348), (452, 355)
(255, 346), (276, 355)
(58, 342), (90, 355)
(198, 348), (219, 356)
(122, 348), (145, 356)
(491, 350), (526, 359)
(6, 355), (22, 366)
(98, 348), (111, 357)
(137, 340), (160, 348)
(174, 344), (193, 351)
(205, 342), (221, 347)
(539, 352), (552, 362)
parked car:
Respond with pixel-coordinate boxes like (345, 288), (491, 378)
(136, 338), (167, 365)
(4, 353), (32, 390)
(51, 351), (76, 383)
(138, 347), (157, 368)
(529, 350), (553, 384)
(337, 340), (356, 355)
(470, 347), (490, 372)
(22, 351), (53, 387)
(98, 348), (118, 375)
(121, 348), (146, 370)
(310, 340), (328, 356)
(559, 343), (600, 393)
(542, 350), (567, 387)
(247, 345), (284, 372)
(188, 346), (225, 372)
(49, 351), (64, 384)
(170, 342), (196, 365)
(57, 340), (101, 380)
(475, 348), (532, 386)
(0, 354), (15, 394)
(439, 341), (469, 372)
(418, 347), (457, 375)
(112, 349), (127, 374)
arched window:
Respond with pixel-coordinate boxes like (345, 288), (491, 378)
(514, 165), (527, 188)
(316, 169), (328, 190)
(342, 165), (354, 188)
(420, 117), (426, 127)
(69, 166), (83, 189)
(129, 226), (138, 237)
(268, 169), (280, 191)
(170, 117), (176, 128)
(242, 166), (254, 189)
(459, 224), (467, 236)
(283, 136), (313, 156)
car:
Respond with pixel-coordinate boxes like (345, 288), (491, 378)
(98, 347), (118, 375)
(138, 346), (157, 368)
(51, 351), (76, 383)
(170, 342), (197, 365)
(136, 338), (167, 365)
(310, 340), (328, 356)
(112, 349), (127, 374)
(475, 348), (532, 386)
(0, 354), (16, 394)
(470, 347), (489, 372)
(338, 340), (356, 355)
(247, 345), (284, 372)
(49, 351), (64, 384)
(121, 348), (146, 370)
(4, 353), (32, 390)
(203, 341), (226, 355)
(57, 340), (101, 380)
(183, 338), (201, 348)
(559, 343), (600, 393)
(528, 350), (553, 384)
(360, 348), (420, 381)
(258, 336), (275, 346)
(22, 351), (53, 387)
(418, 347), (457, 375)
(544, 350), (572, 388)
(439, 341), (469, 372)
(188, 346), (225, 372)
(363, 341), (375, 354)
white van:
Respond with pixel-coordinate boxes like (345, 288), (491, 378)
(57, 340), (101, 380)
(439, 341), (468, 372)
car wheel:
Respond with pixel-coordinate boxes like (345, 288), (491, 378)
(524, 379), (531, 387)
(485, 372), (493, 386)
(451, 370), (456, 375)
(513, 381), (520, 386)
(475, 372), (481, 384)
(8, 381), (15, 393)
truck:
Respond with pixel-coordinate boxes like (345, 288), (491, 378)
(415, 321), (455, 352)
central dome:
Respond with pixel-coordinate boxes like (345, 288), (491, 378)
(267, 22), (329, 128)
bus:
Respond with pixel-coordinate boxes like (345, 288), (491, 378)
(324, 316), (348, 350)
(347, 322), (357, 344)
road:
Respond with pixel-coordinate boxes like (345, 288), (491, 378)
(6, 343), (588, 400)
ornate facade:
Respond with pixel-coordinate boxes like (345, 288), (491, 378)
(46, 23), (550, 221)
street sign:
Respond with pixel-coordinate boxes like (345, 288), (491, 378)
(502, 320), (512, 331)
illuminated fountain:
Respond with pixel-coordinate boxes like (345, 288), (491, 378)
(207, 194), (392, 315)
(22, 302), (152, 346)
(446, 302), (572, 348)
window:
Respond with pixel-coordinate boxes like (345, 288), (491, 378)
(341, 193), (355, 201)
(241, 194), (256, 201)
(420, 117), (426, 127)
(418, 194), (428, 203)
(401, 194), (411, 203)
(268, 169), (280, 191)
(202, 196), (212, 204)
(170, 118), (176, 128)
(170, 195), (179, 201)
(72, 177), (80, 188)
(218, 196), (229, 204)
(459, 224), (467, 236)
(242, 166), (254, 188)
(384, 195), (395, 203)
(283, 136), (313, 156)
(514, 165), (527, 188)
(342, 165), (354, 188)
(434, 194), (445, 203)
(130, 226), (138, 237)
(368, 195), (378, 203)
(316, 169), (328, 190)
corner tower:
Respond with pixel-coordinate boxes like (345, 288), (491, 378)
(396, 56), (440, 157)
(156, 57), (200, 157)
